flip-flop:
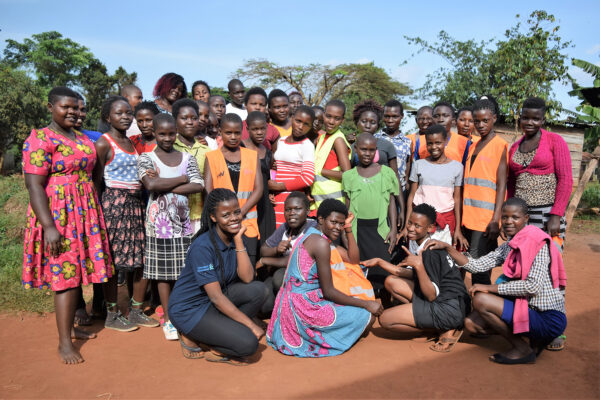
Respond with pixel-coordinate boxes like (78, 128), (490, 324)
(429, 330), (463, 353)
(204, 351), (249, 366)
(179, 337), (205, 359)
(546, 334), (566, 351)
(489, 351), (536, 365)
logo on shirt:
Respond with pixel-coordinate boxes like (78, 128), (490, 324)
(196, 264), (215, 273)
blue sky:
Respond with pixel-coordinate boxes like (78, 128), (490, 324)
(1, 0), (598, 115)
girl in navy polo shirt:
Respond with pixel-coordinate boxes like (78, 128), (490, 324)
(168, 189), (267, 365)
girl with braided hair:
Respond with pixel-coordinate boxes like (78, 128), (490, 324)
(168, 189), (268, 365)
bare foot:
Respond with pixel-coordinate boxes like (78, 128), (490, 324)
(58, 342), (84, 364)
(71, 327), (97, 340)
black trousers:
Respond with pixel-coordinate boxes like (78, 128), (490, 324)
(463, 228), (497, 285)
(186, 281), (267, 358)
(260, 268), (286, 316)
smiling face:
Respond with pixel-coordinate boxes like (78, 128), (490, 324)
(49, 96), (80, 130)
(323, 105), (344, 134)
(433, 105), (454, 133)
(269, 96), (289, 124)
(425, 132), (446, 160)
(193, 84), (210, 103)
(284, 197), (309, 230)
(406, 212), (434, 244)
(456, 110), (474, 138)
(356, 110), (379, 134)
(211, 198), (243, 236)
(220, 120), (242, 149)
(229, 82), (245, 107)
(416, 108), (434, 134)
(135, 109), (155, 139)
(176, 106), (199, 141)
(501, 204), (529, 238)
(355, 136), (377, 166)
(246, 94), (267, 114)
(166, 83), (184, 104)
(319, 211), (346, 242)
(383, 106), (403, 132)
(519, 108), (545, 138)
(291, 111), (313, 139)
(473, 109), (497, 138)
(154, 121), (177, 152)
(209, 97), (226, 120)
(108, 100), (134, 132)
(247, 119), (267, 145)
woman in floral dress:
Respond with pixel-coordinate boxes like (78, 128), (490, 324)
(22, 87), (114, 364)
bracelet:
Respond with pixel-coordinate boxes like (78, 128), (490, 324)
(236, 248), (247, 252)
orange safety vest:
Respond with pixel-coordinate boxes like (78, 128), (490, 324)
(330, 244), (375, 301)
(462, 135), (508, 231)
(411, 131), (469, 165)
(206, 148), (260, 238)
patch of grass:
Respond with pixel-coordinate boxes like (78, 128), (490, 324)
(581, 182), (600, 208)
(570, 215), (600, 235)
(0, 175), (54, 313)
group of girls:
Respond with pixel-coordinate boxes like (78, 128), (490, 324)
(22, 72), (571, 366)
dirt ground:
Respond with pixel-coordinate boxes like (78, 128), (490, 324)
(1, 232), (598, 399)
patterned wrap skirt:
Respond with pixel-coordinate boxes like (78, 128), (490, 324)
(101, 187), (145, 271)
(528, 204), (567, 252)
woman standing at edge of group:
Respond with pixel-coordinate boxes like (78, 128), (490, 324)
(462, 98), (508, 285)
(22, 86), (114, 364)
(153, 72), (187, 114)
(508, 96), (572, 351)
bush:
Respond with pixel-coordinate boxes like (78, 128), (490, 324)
(581, 182), (600, 208)
(0, 175), (54, 313)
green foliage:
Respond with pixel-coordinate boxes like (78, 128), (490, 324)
(405, 10), (571, 125)
(233, 59), (412, 108)
(581, 182), (600, 208)
(2, 31), (137, 131)
(0, 64), (49, 172)
(568, 58), (600, 152)
(209, 87), (231, 104)
(0, 175), (54, 313)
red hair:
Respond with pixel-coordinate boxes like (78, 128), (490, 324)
(153, 72), (187, 99)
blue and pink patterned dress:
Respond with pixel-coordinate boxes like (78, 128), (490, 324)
(267, 227), (371, 357)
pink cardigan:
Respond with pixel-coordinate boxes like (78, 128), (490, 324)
(508, 129), (573, 216)
(502, 225), (567, 334)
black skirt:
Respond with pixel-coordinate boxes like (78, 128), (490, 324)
(357, 218), (391, 290)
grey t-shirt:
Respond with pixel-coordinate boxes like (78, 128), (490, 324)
(265, 219), (318, 256)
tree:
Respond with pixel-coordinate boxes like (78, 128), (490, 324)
(2, 31), (138, 130)
(3, 31), (95, 88)
(405, 10), (572, 129)
(568, 58), (600, 152)
(0, 64), (48, 173)
(233, 59), (412, 107)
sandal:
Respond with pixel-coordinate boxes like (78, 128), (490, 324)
(204, 351), (249, 366)
(546, 334), (566, 351)
(179, 337), (205, 359)
(429, 330), (463, 353)
(74, 308), (92, 326)
(489, 351), (536, 365)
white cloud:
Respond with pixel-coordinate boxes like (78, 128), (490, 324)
(356, 58), (371, 64)
(586, 44), (600, 55)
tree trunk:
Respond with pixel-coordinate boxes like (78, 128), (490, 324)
(0, 151), (4, 176)
(565, 146), (600, 228)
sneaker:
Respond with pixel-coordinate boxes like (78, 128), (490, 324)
(105, 311), (139, 332)
(128, 308), (160, 328)
(162, 320), (178, 341)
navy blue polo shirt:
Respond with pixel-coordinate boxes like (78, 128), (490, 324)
(168, 230), (242, 335)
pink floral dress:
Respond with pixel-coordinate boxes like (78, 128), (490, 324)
(22, 128), (114, 291)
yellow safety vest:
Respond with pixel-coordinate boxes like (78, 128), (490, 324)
(311, 130), (350, 209)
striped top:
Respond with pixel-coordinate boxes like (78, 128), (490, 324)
(273, 137), (315, 191)
(102, 134), (141, 190)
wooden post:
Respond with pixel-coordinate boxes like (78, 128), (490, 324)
(566, 146), (600, 228)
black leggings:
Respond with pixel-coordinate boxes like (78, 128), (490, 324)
(260, 268), (286, 316)
(186, 281), (267, 358)
(463, 228), (498, 285)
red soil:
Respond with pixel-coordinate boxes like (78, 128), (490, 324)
(1, 232), (598, 399)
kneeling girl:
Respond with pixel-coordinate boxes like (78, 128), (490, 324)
(168, 189), (267, 365)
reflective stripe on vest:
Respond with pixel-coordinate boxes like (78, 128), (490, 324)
(329, 244), (374, 301)
(206, 147), (260, 238)
(311, 130), (350, 209)
(462, 135), (508, 231)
